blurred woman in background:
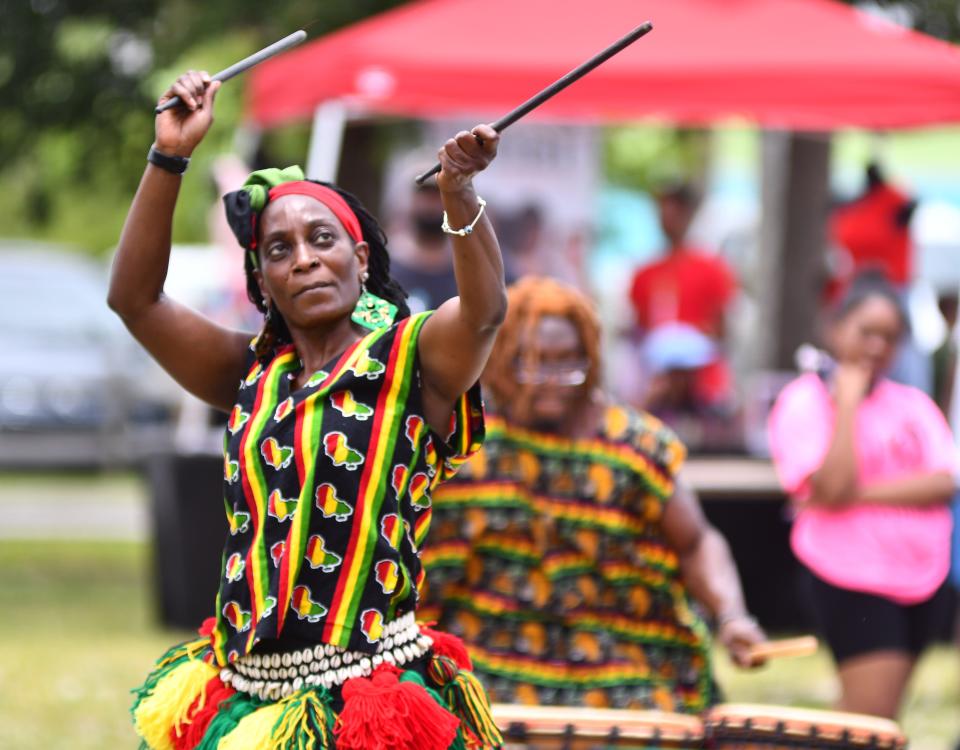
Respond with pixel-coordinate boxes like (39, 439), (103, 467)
(422, 276), (765, 714)
(768, 270), (956, 719)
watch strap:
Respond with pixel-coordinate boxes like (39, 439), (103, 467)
(147, 146), (190, 175)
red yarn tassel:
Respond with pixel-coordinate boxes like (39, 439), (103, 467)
(420, 626), (473, 671)
(170, 676), (236, 750)
(336, 665), (460, 750)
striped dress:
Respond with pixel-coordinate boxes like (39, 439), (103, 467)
(132, 312), (499, 750)
(420, 406), (715, 713)
(212, 311), (482, 662)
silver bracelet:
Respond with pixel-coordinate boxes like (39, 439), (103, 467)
(441, 196), (487, 237)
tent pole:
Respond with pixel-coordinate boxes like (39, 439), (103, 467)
(306, 100), (348, 181)
(756, 130), (831, 371)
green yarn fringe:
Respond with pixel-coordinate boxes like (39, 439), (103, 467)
(195, 692), (264, 750)
(130, 637), (210, 715)
(271, 687), (337, 750)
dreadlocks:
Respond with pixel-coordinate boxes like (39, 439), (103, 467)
(241, 181), (410, 361)
(484, 276), (602, 417)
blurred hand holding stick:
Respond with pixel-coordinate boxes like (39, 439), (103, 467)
(155, 30), (308, 114)
(747, 635), (819, 665)
(415, 21), (653, 184)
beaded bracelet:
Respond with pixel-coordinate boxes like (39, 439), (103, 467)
(441, 196), (487, 237)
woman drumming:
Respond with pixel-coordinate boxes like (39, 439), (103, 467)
(768, 270), (957, 719)
(109, 71), (506, 749)
(421, 277), (765, 714)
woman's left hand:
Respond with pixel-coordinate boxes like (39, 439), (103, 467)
(718, 614), (767, 669)
(436, 124), (500, 194)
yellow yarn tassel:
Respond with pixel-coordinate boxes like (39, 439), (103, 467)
(444, 669), (503, 749)
(271, 690), (336, 750)
(134, 658), (218, 750)
(217, 702), (286, 750)
(157, 637), (210, 670)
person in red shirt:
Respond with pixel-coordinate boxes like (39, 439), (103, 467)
(830, 164), (915, 289)
(630, 183), (736, 338)
(629, 183), (737, 410)
(828, 164), (931, 395)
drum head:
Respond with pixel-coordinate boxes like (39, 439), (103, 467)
(493, 703), (704, 747)
(707, 704), (907, 749)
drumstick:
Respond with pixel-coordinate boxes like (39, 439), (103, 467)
(155, 30), (308, 114)
(414, 21), (654, 185)
(748, 636), (819, 662)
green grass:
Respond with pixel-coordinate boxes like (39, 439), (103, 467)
(0, 541), (190, 750)
(0, 539), (957, 749)
(0, 470), (147, 505)
(714, 643), (960, 750)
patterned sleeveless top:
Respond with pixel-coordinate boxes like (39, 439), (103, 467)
(419, 406), (714, 713)
(210, 312), (485, 666)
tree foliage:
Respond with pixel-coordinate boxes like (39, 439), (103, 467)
(848, 0), (960, 41)
(604, 1), (959, 194)
(2, 0), (957, 252)
(0, 0), (405, 253)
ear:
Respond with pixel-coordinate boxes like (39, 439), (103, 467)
(354, 241), (370, 278)
(253, 267), (269, 305)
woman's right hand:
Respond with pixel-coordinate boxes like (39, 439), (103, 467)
(833, 362), (871, 408)
(718, 614), (767, 669)
(154, 70), (221, 158)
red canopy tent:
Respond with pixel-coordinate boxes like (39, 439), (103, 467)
(247, 0), (960, 373)
(249, 0), (960, 130)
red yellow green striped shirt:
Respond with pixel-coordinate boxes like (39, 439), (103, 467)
(211, 312), (484, 665)
(420, 407), (714, 713)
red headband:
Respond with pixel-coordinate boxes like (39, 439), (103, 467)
(263, 181), (364, 244)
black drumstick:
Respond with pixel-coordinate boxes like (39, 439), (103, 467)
(155, 30), (308, 114)
(415, 21), (653, 185)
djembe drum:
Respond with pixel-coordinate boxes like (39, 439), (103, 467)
(493, 704), (705, 750)
(705, 704), (907, 749)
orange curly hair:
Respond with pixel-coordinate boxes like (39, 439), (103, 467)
(483, 276), (602, 417)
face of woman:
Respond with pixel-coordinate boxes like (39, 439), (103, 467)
(512, 315), (591, 430)
(830, 294), (904, 378)
(255, 194), (369, 331)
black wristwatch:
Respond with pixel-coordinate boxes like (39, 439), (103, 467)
(147, 145), (190, 175)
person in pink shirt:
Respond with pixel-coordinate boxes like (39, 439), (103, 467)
(768, 270), (956, 720)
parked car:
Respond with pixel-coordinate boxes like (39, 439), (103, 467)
(131, 243), (256, 456)
(0, 242), (169, 468)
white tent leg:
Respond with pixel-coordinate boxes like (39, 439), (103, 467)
(306, 100), (347, 181)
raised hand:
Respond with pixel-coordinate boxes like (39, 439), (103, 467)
(154, 70), (221, 158)
(436, 124), (499, 194)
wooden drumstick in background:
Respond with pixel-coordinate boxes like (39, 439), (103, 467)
(748, 636), (819, 663)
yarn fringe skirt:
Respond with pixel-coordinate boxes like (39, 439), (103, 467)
(131, 627), (502, 750)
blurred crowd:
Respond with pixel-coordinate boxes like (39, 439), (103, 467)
(195, 149), (960, 503)
(364, 157), (960, 452)
(369, 155), (960, 722)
